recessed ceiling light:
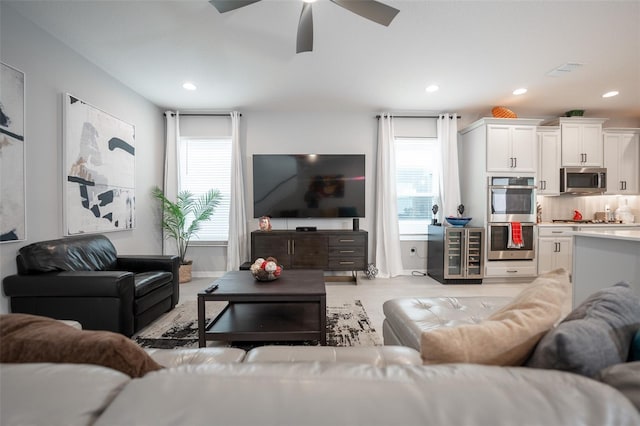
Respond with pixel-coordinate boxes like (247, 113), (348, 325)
(425, 84), (439, 93)
(602, 91), (619, 98)
(182, 82), (197, 91)
(513, 88), (527, 95)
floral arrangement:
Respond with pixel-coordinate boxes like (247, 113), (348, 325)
(250, 257), (283, 281)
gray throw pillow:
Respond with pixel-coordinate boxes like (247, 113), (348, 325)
(526, 282), (640, 378)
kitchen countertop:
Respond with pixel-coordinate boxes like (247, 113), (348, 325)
(568, 228), (640, 242)
(537, 222), (640, 228)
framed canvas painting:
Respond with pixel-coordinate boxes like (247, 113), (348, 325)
(0, 62), (26, 243)
(63, 93), (135, 235)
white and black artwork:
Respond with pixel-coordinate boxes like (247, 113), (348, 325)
(0, 62), (26, 243)
(63, 93), (135, 235)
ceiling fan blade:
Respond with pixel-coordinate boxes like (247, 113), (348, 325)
(209, 0), (262, 14)
(330, 0), (399, 26)
(296, 2), (313, 54)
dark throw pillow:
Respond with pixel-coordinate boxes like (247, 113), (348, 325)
(0, 313), (163, 378)
(526, 282), (640, 378)
(630, 329), (640, 362)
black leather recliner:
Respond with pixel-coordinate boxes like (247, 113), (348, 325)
(2, 234), (180, 337)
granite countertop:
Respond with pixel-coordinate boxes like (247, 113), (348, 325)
(568, 229), (640, 242)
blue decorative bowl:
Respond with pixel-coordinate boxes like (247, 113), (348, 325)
(445, 216), (472, 227)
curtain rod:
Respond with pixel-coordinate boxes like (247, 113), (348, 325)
(168, 113), (241, 117)
(376, 114), (460, 119)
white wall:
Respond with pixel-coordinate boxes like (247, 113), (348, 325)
(0, 4), (165, 313)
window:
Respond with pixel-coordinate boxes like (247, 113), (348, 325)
(179, 138), (232, 241)
(395, 137), (439, 236)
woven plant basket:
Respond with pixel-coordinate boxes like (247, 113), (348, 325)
(491, 106), (517, 118)
(179, 263), (193, 283)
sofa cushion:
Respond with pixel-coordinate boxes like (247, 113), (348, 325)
(134, 271), (173, 297)
(17, 234), (117, 273)
(597, 361), (640, 411)
(382, 296), (510, 351)
(244, 345), (422, 366)
(420, 268), (570, 366)
(526, 281), (640, 377)
(0, 313), (162, 377)
(1, 363), (131, 426)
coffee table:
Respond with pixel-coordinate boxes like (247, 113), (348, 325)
(197, 270), (327, 347)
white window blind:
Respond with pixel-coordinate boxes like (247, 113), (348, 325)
(179, 138), (232, 241)
(395, 137), (438, 236)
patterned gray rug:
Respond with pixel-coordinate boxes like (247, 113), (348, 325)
(134, 299), (382, 349)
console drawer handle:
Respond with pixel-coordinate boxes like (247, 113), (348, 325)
(339, 261), (355, 265)
(340, 250), (355, 254)
(339, 239), (355, 243)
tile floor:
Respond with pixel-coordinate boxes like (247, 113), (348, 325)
(178, 273), (571, 343)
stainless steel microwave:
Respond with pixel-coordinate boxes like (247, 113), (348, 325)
(560, 167), (606, 194)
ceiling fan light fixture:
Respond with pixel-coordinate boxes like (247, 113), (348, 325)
(602, 90), (619, 98)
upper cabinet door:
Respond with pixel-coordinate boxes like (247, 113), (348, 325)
(560, 119), (605, 167)
(486, 125), (536, 172)
(537, 128), (561, 195)
(604, 130), (640, 195)
(510, 126), (537, 172)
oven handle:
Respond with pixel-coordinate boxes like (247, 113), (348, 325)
(489, 185), (537, 190)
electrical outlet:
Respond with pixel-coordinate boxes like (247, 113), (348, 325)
(410, 247), (417, 256)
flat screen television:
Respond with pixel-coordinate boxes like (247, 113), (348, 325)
(253, 154), (365, 219)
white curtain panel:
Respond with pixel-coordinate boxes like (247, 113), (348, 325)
(226, 111), (248, 271)
(163, 111), (181, 256)
(374, 114), (404, 278)
(437, 114), (461, 219)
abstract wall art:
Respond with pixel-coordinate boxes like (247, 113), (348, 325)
(63, 93), (135, 235)
(0, 62), (26, 243)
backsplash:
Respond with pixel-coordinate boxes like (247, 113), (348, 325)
(537, 194), (639, 223)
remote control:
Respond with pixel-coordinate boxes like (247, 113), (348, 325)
(204, 284), (219, 293)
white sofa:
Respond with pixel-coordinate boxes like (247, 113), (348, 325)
(2, 345), (639, 426)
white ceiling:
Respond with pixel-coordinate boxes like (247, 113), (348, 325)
(7, 0), (640, 122)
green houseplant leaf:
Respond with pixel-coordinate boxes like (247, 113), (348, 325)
(152, 186), (221, 265)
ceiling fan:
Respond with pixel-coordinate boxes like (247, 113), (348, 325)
(209, 0), (400, 53)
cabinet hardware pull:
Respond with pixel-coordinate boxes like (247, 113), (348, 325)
(339, 239), (355, 243)
(339, 261), (355, 265)
(507, 270), (518, 273)
(291, 240), (295, 255)
(340, 250), (355, 253)
(514, 157), (517, 168)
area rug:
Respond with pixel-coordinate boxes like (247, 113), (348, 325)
(134, 300), (382, 349)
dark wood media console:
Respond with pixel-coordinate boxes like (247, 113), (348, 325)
(251, 230), (368, 273)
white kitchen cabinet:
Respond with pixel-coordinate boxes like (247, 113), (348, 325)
(537, 227), (573, 275)
(487, 125), (537, 172)
(537, 127), (561, 195)
(603, 128), (640, 195)
(554, 118), (607, 167)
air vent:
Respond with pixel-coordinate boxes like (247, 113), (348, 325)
(546, 62), (584, 77)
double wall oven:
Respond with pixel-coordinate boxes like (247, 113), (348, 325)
(487, 176), (536, 260)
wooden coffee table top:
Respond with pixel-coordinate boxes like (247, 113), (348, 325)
(200, 270), (326, 297)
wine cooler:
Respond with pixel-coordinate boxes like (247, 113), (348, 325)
(427, 225), (484, 284)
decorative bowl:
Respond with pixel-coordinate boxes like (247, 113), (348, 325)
(445, 216), (472, 227)
(249, 256), (282, 281)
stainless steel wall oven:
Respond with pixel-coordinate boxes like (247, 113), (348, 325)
(488, 176), (536, 223)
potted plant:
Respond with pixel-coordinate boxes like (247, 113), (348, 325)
(152, 186), (221, 283)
